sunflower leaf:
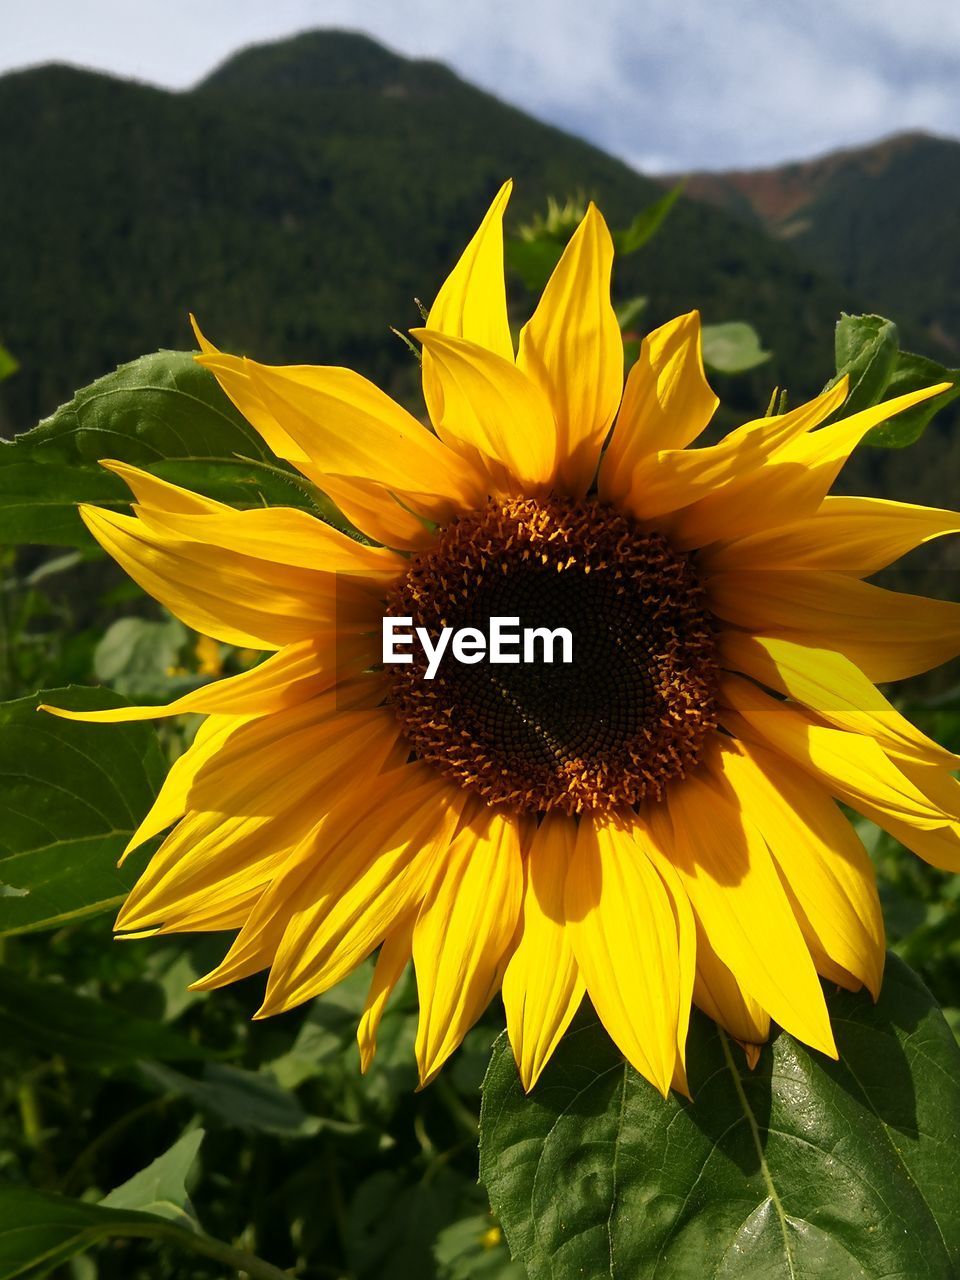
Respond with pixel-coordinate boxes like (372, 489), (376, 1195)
(611, 183), (683, 256)
(99, 1129), (204, 1228)
(700, 321), (770, 373)
(831, 312), (900, 415)
(828, 313), (959, 446)
(0, 350), (320, 546)
(480, 954), (960, 1279)
(0, 687), (164, 937)
(0, 1183), (290, 1280)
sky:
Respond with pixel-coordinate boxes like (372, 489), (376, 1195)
(4, 0), (960, 172)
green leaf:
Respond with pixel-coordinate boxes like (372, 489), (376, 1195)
(0, 1183), (289, 1280)
(93, 616), (192, 699)
(827, 313), (959, 447)
(100, 1130), (203, 1229)
(868, 349), (960, 447)
(0, 688), (164, 937)
(0, 967), (208, 1068)
(504, 238), (564, 294)
(0, 346), (17, 385)
(611, 184), (682, 256)
(701, 321), (771, 373)
(480, 955), (960, 1279)
(0, 1186), (170, 1279)
(831, 313), (900, 415)
(614, 295), (648, 333)
(140, 1062), (361, 1138)
(434, 1215), (525, 1280)
(0, 350), (317, 546)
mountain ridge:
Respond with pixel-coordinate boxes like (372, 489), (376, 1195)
(0, 28), (868, 440)
(671, 130), (960, 355)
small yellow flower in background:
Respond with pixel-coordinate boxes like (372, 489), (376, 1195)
(481, 1225), (503, 1250)
(194, 633), (223, 678)
(43, 181), (960, 1096)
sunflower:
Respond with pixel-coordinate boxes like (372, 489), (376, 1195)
(45, 182), (960, 1096)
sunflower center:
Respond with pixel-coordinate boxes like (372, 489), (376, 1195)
(384, 495), (718, 815)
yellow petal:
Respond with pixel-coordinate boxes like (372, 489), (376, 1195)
(674, 382), (950, 548)
(710, 738), (884, 997)
(40, 637), (374, 723)
(709, 570), (960, 684)
(241, 766), (466, 1012)
(133, 503), (405, 579)
(193, 323), (434, 549)
(191, 319), (318, 471)
(422, 180), (514, 428)
(877, 760), (960, 872)
(116, 704), (399, 933)
(700, 495), (960, 577)
(502, 814), (585, 1092)
(691, 920), (770, 1047)
(637, 833), (697, 1097)
(76, 504), (369, 650)
(317, 474), (436, 552)
(411, 328), (557, 490)
(600, 311), (717, 505)
(517, 203), (622, 495)
(646, 771), (836, 1057)
(414, 806), (524, 1086)
(239, 357), (483, 518)
(721, 674), (954, 834)
(121, 715), (248, 857)
(100, 460), (229, 515)
(618, 380), (847, 523)
(565, 816), (681, 1096)
(358, 914), (415, 1074)
(719, 632), (958, 769)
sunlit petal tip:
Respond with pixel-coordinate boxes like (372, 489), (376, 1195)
(742, 1043), (762, 1071)
(188, 312), (211, 349)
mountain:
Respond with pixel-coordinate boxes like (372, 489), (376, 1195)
(0, 29), (859, 438)
(675, 131), (960, 357)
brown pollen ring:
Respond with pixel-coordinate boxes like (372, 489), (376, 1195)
(384, 495), (718, 815)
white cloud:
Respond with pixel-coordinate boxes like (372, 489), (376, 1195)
(2, 0), (958, 170)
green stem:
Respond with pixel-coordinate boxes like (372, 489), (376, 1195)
(17, 1078), (44, 1149)
(102, 1220), (293, 1279)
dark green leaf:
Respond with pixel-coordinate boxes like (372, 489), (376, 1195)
(701, 321), (770, 373)
(612, 184), (682, 256)
(100, 1130), (204, 1228)
(0, 688), (164, 937)
(0, 1183), (288, 1280)
(504, 239), (564, 294)
(348, 1170), (479, 1280)
(0, 967), (208, 1067)
(614, 296), (648, 333)
(0, 351), (317, 546)
(480, 955), (960, 1279)
(140, 1062), (360, 1138)
(0, 1186), (168, 1279)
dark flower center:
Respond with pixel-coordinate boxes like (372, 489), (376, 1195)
(384, 495), (718, 815)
